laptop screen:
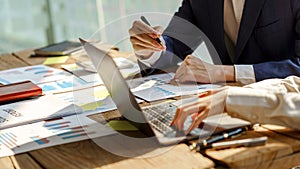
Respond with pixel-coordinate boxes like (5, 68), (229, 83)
(80, 39), (156, 138)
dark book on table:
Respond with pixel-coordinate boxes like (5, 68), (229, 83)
(34, 40), (82, 56)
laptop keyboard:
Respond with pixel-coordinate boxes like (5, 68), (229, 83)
(143, 103), (179, 137)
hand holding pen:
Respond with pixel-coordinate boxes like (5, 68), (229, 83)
(129, 16), (166, 59)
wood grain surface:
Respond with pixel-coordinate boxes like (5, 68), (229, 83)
(1, 48), (300, 169)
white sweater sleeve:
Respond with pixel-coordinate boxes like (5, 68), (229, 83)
(226, 76), (300, 130)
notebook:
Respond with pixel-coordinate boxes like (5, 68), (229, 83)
(34, 40), (82, 56)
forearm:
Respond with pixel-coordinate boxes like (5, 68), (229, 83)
(221, 65), (235, 82)
(225, 86), (300, 130)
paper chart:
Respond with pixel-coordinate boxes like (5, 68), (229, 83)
(0, 114), (115, 157)
(0, 65), (72, 85)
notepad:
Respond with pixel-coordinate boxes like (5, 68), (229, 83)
(43, 56), (69, 65)
(106, 120), (138, 131)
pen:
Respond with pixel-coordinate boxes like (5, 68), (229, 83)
(140, 16), (163, 46)
(189, 127), (248, 151)
(209, 136), (268, 150)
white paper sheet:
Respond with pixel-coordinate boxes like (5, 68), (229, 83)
(0, 65), (73, 85)
(0, 114), (115, 157)
(54, 86), (144, 116)
(38, 76), (93, 94)
(0, 94), (82, 129)
(127, 73), (175, 90)
(128, 73), (221, 102)
(133, 83), (220, 102)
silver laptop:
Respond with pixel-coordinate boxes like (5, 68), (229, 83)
(80, 39), (210, 145)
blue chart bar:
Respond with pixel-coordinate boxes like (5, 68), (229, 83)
(57, 127), (89, 140)
(62, 133), (85, 140)
(30, 136), (50, 145)
(44, 120), (91, 140)
(57, 81), (73, 88)
(57, 129), (85, 137)
(61, 132), (96, 140)
(154, 87), (175, 96)
(44, 121), (71, 129)
(0, 132), (18, 148)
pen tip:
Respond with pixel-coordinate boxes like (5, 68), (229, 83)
(79, 38), (86, 45)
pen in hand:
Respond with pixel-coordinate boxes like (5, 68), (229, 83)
(140, 16), (164, 46)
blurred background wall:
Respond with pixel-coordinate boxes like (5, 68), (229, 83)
(0, 0), (181, 53)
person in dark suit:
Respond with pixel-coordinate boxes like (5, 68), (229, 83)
(129, 0), (300, 85)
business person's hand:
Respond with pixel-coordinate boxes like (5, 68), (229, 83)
(129, 20), (166, 59)
(174, 55), (235, 83)
(170, 87), (229, 134)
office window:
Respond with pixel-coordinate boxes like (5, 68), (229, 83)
(0, 0), (181, 54)
(0, 0), (48, 53)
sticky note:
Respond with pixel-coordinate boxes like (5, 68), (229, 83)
(80, 101), (103, 111)
(93, 88), (110, 99)
(106, 120), (138, 131)
(43, 56), (69, 65)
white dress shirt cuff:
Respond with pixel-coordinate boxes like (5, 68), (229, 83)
(234, 65), (256, 85)
(138, 37), (165, 67)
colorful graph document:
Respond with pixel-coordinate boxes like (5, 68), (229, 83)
(0, 65), (72, 85)
(0, 114), (115, 157)
(128, 73), (221, 102)
(38, 76), (99, 94)
(54, 85), (144, 116)
(55, 86), (116, 116)
(0, 94), (82, 129)
(127, 73), (175, 90)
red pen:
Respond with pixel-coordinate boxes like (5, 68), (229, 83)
(198, 91), (209, 98)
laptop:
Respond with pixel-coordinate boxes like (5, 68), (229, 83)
(79, 39), (249, 145)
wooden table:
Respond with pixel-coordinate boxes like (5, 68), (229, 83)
(0, 48), (300, 169)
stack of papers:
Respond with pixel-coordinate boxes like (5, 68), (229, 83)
(0, 65), (119, 157)
(0, 63), (225, 158)
(0, 114), (115, 157)
(0, 94), (82, 130)
(0, 65), (72, 85)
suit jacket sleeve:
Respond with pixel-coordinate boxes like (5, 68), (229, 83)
(253, 0), (300, 81)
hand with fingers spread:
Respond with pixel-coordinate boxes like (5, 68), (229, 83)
(170, 87), (229, 134)
(174, 55), (235, 83)
(129, 20), (166, 59)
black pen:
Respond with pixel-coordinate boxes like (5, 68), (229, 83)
(140, 16), (163, 46)
(208, 136), (268, 150)
(189, 127), (248, 151)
